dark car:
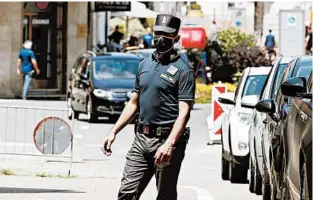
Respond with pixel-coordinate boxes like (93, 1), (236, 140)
(248, 57), (293, 195)
(255, 56), (312, 199)
(279, 72), (312, 200)
(125, 48), (189, 63)
(67, 51), (143, 122)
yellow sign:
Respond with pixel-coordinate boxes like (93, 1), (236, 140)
(76, 24), (88, 38)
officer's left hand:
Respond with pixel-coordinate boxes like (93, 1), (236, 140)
(154, 142), (175, 167)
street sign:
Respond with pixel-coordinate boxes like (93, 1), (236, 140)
(207, 83), (227, 145)
(279, 10), (305, 57)
(94, 2), (131, 12)
(33, 117), (72, 155)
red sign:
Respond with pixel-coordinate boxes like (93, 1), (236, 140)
(181, 26), (207, 50)
(35, 2), (49, 10)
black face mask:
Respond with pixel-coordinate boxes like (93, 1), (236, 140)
(153, 36), (175, 54)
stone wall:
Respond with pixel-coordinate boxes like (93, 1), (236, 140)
(67, 2), (88, 91)
(0, 3), (23, 98)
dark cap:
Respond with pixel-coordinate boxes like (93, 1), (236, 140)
(154, 14), (181, 34)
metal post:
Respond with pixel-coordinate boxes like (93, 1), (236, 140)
(68, 111), (75, 177)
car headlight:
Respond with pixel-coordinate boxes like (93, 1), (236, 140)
(127, 91), (132, 98)
(93, 89), (113, 99)
(238, 113), (252, 125)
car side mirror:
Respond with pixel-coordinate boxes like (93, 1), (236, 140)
(218, 96), (235, 105)
(280, 77), (307, 97)
(241, 95), (259, 109)
(255, 99), (276, 114)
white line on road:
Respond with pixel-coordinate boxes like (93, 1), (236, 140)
(74, 134), (83, 139)
(181, 185), (215, 200)
(80, 125), (89, 130)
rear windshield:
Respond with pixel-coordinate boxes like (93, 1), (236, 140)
(242, 75), (268, 98)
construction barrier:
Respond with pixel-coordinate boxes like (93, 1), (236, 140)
(207, 83), (227, 145)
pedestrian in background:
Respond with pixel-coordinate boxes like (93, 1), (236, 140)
(108, 25), (124, 52)
(17, 40), (40, 100)
(264, 29), (276, 60)
(102, 14), (195, 200)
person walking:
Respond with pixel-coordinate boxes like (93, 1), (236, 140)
(17, 40), (40, 100)
(264, 29), (276, 60)
(102, 14), (195, 200)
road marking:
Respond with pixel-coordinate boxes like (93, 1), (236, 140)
(81, 125), (89, 130)
(74, 134), (83, 139)
(180, 185), (215, 200)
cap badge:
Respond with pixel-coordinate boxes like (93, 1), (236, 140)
(162, 16), (167, 24)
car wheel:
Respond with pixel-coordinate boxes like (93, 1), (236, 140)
(221, 147), (230, 180)
(229, 157), (248, 183)
(254, 156), (263, 195)
(249, 156), (255, 193)
(300, 162), (310, 200)
(262, 161), (271, 200)
(87, 98), (97, 123)
(67, 96), (78, 120)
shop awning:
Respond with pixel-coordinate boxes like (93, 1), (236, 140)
(111, 1), (158, 18)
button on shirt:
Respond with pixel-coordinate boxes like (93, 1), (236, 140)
(19, 48), (35, 73)
(133, 52), (196, 126)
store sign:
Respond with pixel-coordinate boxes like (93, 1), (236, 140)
(32, 18), (50, 25)
(23, 18), (50, 25)
(94, 2), (131, 12)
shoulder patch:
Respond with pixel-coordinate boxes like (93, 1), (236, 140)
(167, 65), (178, 75)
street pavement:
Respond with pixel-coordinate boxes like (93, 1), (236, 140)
(0, 100), (261, 200)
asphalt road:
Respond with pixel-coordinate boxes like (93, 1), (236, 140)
(0, 100), (261, 200)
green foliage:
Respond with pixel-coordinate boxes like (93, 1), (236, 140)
(190, 3), (201, 10)
(217, 28), (256, 53)
(195, 81), (237, 104)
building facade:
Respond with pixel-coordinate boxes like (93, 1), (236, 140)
(0, 2), (88, 98)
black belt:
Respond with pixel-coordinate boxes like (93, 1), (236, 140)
(137, 124), (173, 137)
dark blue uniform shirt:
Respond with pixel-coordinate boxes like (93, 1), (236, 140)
(133, 52), (195, 126)
(18, 48), (35, 73)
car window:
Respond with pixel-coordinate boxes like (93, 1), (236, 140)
(293, 58), (312, 80)
(78, 57), (89, 77)
(93, 57), (140, 79)
(308, 73), (312, 92)
(270, 63), (289, 99)
(241, 75), (268, 98)
(234, 71), (245, 101)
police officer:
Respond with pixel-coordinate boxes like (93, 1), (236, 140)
(102, 14), (195, 200)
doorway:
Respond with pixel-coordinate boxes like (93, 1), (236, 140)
(23, 14), (56, 89)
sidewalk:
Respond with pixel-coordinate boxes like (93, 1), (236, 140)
(0, 153), (125, 178)
(0, 175), (197, 200)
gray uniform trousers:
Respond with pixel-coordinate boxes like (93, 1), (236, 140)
(117, 128), (189, 200)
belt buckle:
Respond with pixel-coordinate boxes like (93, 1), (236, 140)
(156, 127), (162, 137)
(143, 126), (149, 134)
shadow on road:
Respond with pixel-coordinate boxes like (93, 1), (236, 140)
(0, 187), (85, 193)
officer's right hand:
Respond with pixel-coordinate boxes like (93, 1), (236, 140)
(102, 133), (116, 156)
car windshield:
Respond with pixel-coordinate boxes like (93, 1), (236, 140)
(93, 57), (140, 79)
(242, 75), (268, 98)
(293, 57), (312, 80)
(272, 63), (288, 98)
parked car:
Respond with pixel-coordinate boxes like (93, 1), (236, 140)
(125, 47), (189, 63)
(218, 67), (271, 183)
(248, 57), (293, 195)
(67, 51), (143, 122)
(255, 55), (312, 199)
(280, 72), (312, 200)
